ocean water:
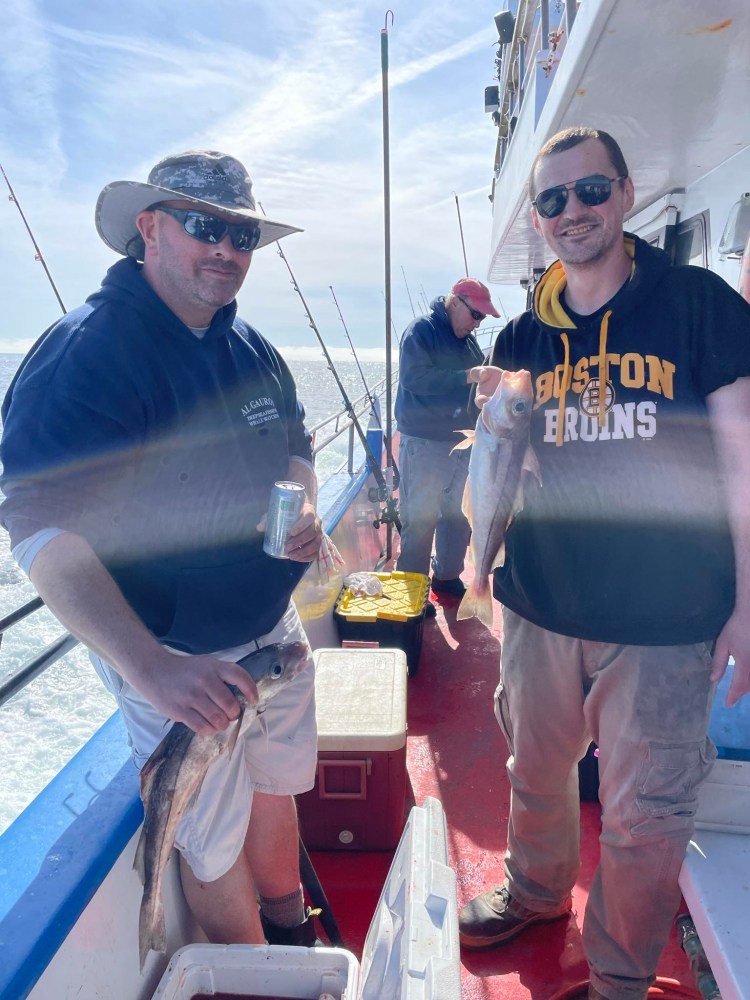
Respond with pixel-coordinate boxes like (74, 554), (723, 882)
(0, 351), (392, 835)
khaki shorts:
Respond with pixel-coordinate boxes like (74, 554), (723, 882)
(90, 602), (317, 881)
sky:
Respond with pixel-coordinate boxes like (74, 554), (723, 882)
(0, 0), (527, 360)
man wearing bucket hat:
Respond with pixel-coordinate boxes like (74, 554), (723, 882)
(0, 151), (324, 952)
(395, 277), (499, 605)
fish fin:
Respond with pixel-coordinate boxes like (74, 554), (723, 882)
(461, 478), (473, 526)
(133, 825), (147, 884)
(522, 445), (542, 486)
(491, 542), (506, 570)
(456, 581), (494, 627)
(450, 429), (475, 453)
(226, 713), (244, 757)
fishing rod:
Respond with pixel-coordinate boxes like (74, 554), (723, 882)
(401, 265), (416, 318)
(453, 191), (469, 277)
(1, 162), (67, 314)
(328, 285), (382, 422)
(329, 285), (401, 484)
(329, 286), (380, 425)
(261, 212), (400, 532)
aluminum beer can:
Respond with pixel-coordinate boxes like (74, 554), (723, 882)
(263, 481), (306, 559)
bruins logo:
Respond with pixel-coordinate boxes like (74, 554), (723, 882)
(579, 377), (615, 417)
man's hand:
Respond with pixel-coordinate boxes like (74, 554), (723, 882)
(711, 605), (750, 707)
(137, 648), (261, 736)
(284, 500), (323, 561)
(467, 366), (505, 408)
(256, 500), (322, 562)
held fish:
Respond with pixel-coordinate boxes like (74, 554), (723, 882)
(454, 369), (538, 627)
(133, 640), (310, 970)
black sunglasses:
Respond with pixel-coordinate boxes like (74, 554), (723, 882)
(532, 174), (626, 219)
(153, 206), (262, 252)
(457, 296), (486, 322)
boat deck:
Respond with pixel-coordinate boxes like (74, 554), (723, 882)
(310, 580), (699, 1000)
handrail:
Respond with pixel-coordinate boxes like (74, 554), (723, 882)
(310, 372), (398, 457)
(0, 633), (80, 707)
(0, 595), (44, 636)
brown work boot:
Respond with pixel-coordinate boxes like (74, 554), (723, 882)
(458, 885), (572, 949)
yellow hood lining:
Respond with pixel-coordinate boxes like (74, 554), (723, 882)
(538, 238), (635, 447)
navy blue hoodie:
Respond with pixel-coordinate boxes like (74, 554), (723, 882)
(395, 297), (484, 441)
(0, 258), (312, 653)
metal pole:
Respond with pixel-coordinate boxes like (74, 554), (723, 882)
(453, 191), (469, 276)
(1, 162), (67, 314)
(381, 11), (395, 561)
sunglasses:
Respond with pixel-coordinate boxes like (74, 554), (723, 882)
(153, 206), (262, 252)
(531, 174), (626, 219)
(457, 296), (486, 322)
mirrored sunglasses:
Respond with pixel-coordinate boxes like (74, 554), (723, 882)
(532, 174), (626, 219)
(458, 296), (486, 322)
(153, 205), (261, 251)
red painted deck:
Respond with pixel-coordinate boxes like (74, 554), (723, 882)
(309, 583), (700, 1000)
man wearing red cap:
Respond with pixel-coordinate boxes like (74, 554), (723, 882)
(395, 278), (500, 600)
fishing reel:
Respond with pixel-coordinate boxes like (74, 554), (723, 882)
(372, 496), (401, 532)
(367, 466), (399, 505)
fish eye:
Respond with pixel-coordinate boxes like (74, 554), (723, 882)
(511, 399), (528, 415)
(270, 662), (283, 678)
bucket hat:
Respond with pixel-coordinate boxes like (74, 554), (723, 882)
(95, 150), (301, 259)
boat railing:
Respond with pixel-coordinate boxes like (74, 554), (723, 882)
(490, 0), (577, 185)
(310, 370), (398, 473)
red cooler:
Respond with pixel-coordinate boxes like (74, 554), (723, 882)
(296, 647), (408, 851)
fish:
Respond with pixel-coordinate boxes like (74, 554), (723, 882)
(454, 368), (538, 627)
(133, 640), (310, 969)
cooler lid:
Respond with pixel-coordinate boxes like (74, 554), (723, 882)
(359, 796), (461, 1000)
(313, 648), (407, 751)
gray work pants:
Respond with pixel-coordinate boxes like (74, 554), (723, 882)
(496, 608), (716, 1000)
(396, 433), (471, 579)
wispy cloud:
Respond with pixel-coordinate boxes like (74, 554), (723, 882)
(0, 0), (66, 184)
(1, 1), (517, 354)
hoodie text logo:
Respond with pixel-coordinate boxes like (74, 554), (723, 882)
(241, 396), (279, 428)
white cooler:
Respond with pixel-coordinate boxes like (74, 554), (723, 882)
(694, 660), (750, 834)
(151, 796), (461, 1000)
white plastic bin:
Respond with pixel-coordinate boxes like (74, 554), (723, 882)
(152, 797), (460, 1000)
(695, 660), (750, 834)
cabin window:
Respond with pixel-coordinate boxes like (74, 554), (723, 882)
(674, 213), (709, 268)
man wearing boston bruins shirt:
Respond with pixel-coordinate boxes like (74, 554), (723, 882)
(458, 128), (750, 1000)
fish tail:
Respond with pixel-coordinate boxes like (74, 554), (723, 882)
(456, 581), (494, 628)
(139, 885), (166, 971)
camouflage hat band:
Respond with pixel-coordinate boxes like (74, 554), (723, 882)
(95, 150), (302, 259)
(148, 152), (257, 212)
